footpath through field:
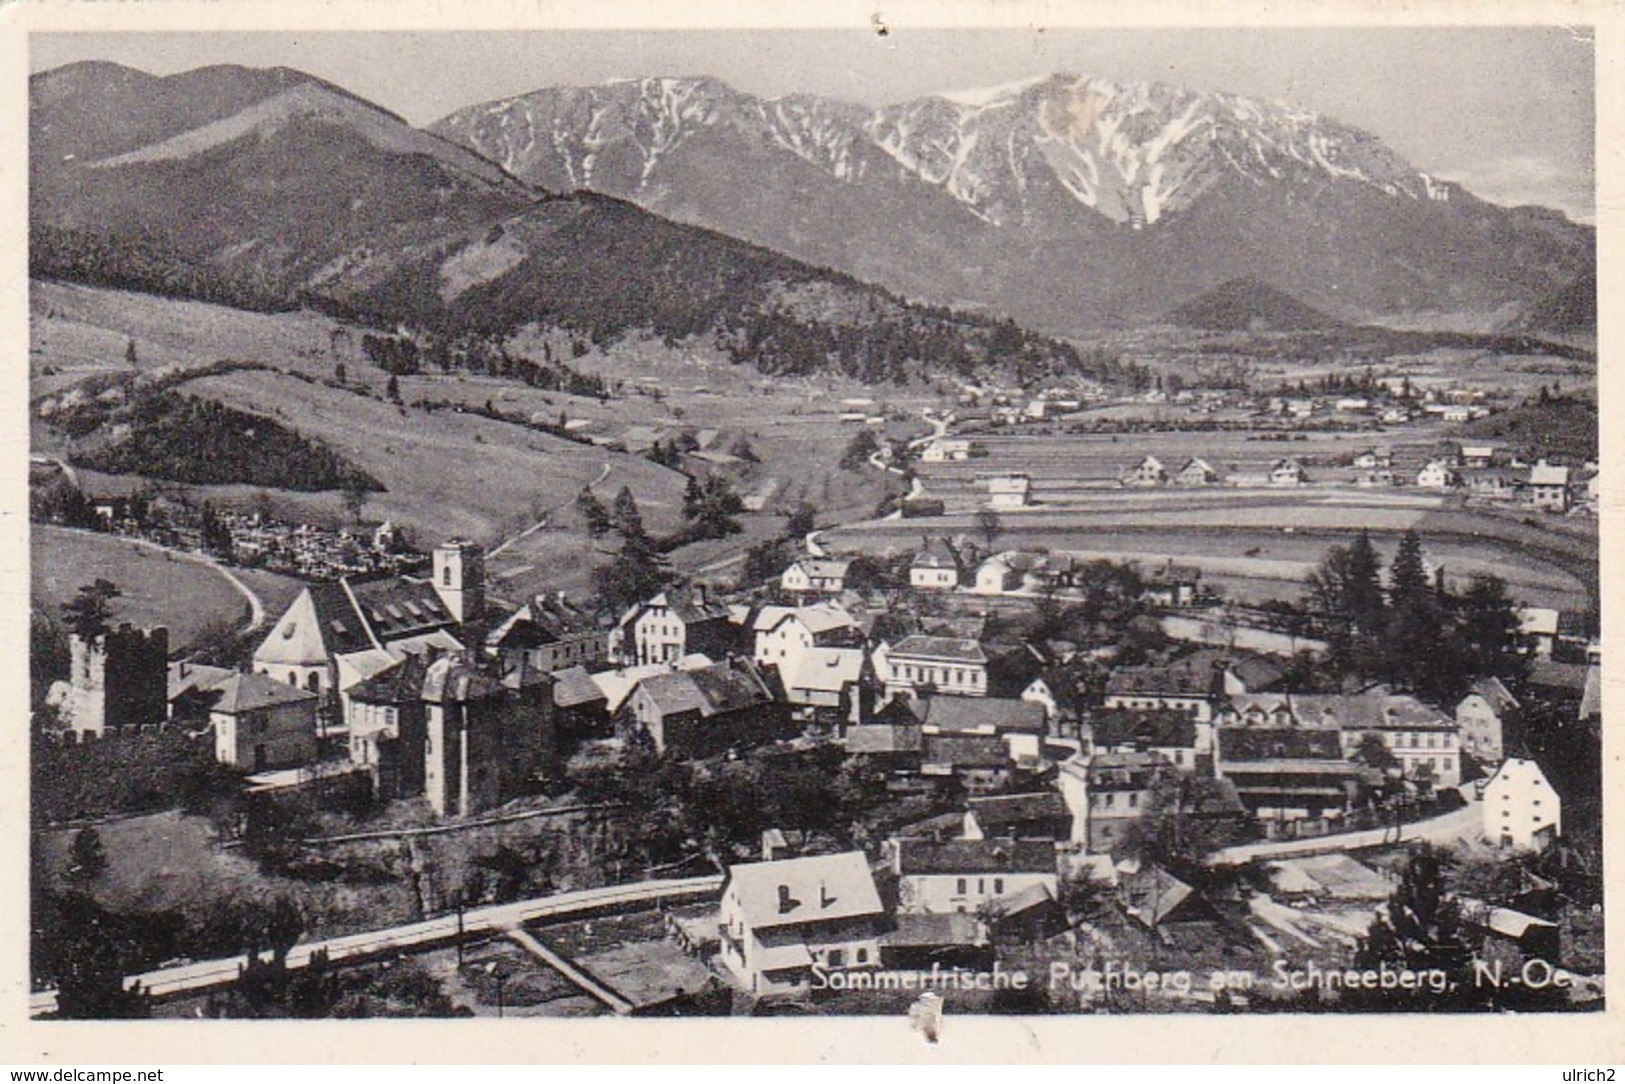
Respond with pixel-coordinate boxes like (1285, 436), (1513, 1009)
(28, 873), (722, 1017)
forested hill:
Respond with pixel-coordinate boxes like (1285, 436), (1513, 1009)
(30, 61), (1084, 385)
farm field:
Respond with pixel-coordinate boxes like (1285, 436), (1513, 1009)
(916, 425), (1443, 498)
(826, 486), (1594, 613)
(32, 526), (251, 650)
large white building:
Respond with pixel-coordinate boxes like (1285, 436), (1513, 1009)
(1483, 758), (1561, 851)
(717, 852), (886, 995)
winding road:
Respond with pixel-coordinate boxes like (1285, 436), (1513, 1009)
(29, 873), (722, 1016)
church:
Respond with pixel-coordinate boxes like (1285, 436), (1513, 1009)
(252, 539), (486, 726)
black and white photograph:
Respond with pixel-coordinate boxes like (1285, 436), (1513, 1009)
(10, 1), (1617, 1058)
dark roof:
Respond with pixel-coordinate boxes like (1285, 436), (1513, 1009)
(1120, 866), (1200, 928)
(882, 912), (984, 948)
(1528, 659), (1589, 693)
(552, 665), (608, 709)
(636, 659), (773, 719)
(889, 635), (987, 664)
(1218, 727), (1344, 762)
(921, 732), (1010, 769)
(211, 671), (318, 714)
(846, 723), (924, 755)
(1105, 660), (1218, 698)
(1091, 708), (1198, 750)
(421, 655), (504, 703)
(1084, 750), (1175, 788)
(1226, 654), (1285, 692)
(348, 653), (432, 705)
(349, 575), (458, 642)
(895, 839), (1056, 876)
(901, 696), (1045, 733)
(966, 791), (1071, 828)
(307, 581), (375, 656)
(1184, 776), (1249, 817)
(893, 811), (968, 839)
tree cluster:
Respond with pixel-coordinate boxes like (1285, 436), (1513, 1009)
(1303, 530), (1527, 703)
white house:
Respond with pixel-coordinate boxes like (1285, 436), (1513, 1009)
(921, 438), (973, 463)
(1174, 458), (1219, 487)
(882, 635), (989, 698)
(752, 602), (859, 670)
(1523, 463), (1571, 512)
(1416, 460), (1459, 489)
(717, 852), (886, 995)
(614, 585), (732, 665)
(209, 672), (319, 772)
(1482, 758), (1561, 851)
(892, 839), (1058, 916)
(1456, 677), (1519, 765)
(986, 473), (1032, 508)
(1269, 459), (1305, 486)
(1121, 456), (1168, 488)
(910, 539), (961, 590)
(781, 558), (850, 596)
(971, 552), (1037, 595)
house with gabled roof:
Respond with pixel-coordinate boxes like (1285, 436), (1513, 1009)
(1213, 723), (1366, 828)
(1521, 462), (1571, 511)
(718, 851), (886, 995)
(345, 652), (432, 799)
(1416, 460), (1460, 489)
(485, 591), (608, 676)
(1483, 758), (1561, 851)
(964, 792), (1073, 842)
(880, 634), (989, 698)
(910, 538), (963, 591)
(623, 657), (784, 757)
(892, 694), (1046, 735)
(918, 731), (1014, 794)
(781, 558), (851, 597)
(1456, 677), (1519, 765)
(986, 472), (1033, 508)
(1269, 458), (1306, 486)
(892, 838), (1057, 915)
(1055, 750), (1177, 853)
(778, 646), (873, 724)
(209, 671), (319, 772)
(1089, 708), (1203, 773)
(1103, 657), (1222, 721)
(1121, 455), (1168, 488)
(613, 584), (734, 666)
(1174, 457), (1220, 487)
(752, 602), (861, 671)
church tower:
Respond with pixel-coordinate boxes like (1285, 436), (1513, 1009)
(432, 539), (485, 625)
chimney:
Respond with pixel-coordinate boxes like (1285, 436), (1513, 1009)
(820, 881), (836, 909)
(777, 885), (796, 915)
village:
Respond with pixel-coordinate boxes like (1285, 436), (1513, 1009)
(30, 386), (1605, 1017)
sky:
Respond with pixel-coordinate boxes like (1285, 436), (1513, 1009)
(30, 27), (1596, 221)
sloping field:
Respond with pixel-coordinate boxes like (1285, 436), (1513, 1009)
(181, 369), (687, 548)
(32, 526), (247, 650)
(30, 280), (352, 399)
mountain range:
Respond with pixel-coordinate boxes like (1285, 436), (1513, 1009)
(432, 72), (1594, 333)
(29, 61), (1082, 385)
(29, 60), (1595, 377)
